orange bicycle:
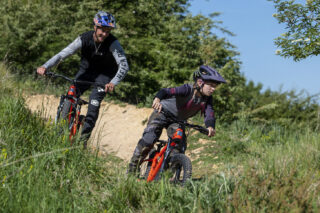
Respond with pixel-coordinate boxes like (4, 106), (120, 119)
(139, 110), (209, 185)
(45, 72), (104, 143)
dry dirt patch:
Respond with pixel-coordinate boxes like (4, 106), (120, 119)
(25, 94), (167, 161)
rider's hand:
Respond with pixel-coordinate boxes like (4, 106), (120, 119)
(207, 127), (216, 137)
(105, 83), (115, 93)
(37, 66), (46, 76)
(152, 97), (162, 113)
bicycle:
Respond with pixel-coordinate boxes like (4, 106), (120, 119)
(45, 71), (105, 144)
(138, 110), (209, 185)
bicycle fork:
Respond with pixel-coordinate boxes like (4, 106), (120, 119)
(55, 95), (66, 124)
(69, 103), (82, 143)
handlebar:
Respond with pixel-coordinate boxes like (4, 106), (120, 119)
(160, 109), (209, 135)
(45, 71), (105, 88)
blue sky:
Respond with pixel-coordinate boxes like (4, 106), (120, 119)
(189, 0), (320, 97)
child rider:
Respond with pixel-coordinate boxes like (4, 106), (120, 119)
(128, 65), (226, 174)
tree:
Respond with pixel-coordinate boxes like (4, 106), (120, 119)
(269, 0), (320, 61)
(3, 0), (318, 127)
(0, 0), (245, 109)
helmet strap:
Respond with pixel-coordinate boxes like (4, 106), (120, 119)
(193, 79), (205, 97)
(93, 26), (102, 44)
(94, 26), (98, 41)
(197, 78), (204, 89)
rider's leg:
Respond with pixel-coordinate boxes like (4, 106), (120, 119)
(80, 74), (109, 148)
(80, 86), (106, 148)
(128, 142), (153, 174)
(128, 111), (169, 174)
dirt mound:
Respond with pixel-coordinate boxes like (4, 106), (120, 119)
(25, 94), (167, 161)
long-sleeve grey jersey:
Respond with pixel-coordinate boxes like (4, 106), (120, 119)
(42, 36), (129, 85)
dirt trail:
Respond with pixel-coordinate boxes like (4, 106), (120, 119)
(25, 94), (167, 161)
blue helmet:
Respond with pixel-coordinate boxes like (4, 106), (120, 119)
(193, 65), (226, 84)
(93, 11), (116, 28)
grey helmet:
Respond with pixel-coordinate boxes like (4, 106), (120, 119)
(193, 65), (226, 84)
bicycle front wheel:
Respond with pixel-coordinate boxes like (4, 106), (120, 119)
(56, 98), (74, 126)
(169, 153), (192, 185)
(60, 99), (73, 121)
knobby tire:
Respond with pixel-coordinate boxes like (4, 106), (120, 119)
(170, 153), (192, 185)
(60, 99), (73, 121)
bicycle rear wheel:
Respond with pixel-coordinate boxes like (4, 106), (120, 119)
(169, 153), (192, 185)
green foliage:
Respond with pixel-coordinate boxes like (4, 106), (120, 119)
(269, 0), (320, 60)
(235, 85), (320, 130)
(188, 118), (320, 211)
(0, 0), (319, 126)
(109, 0), (244, 105)
(0, 0), (244, 107)
(223, 121), (320, 212)
(0, 0), (100, 75)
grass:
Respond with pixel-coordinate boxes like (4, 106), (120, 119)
(1, 62), (320, 212)
(187, 114), (320, 212)
(0, 64), (230, 212)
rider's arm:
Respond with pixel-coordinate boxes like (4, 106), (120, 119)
(155, 84), (192, 100)
(109, 40), (129, 85)
(204, 97), (216, 137)
(204, 96), (216, 129)
(42, 37), (82, 70)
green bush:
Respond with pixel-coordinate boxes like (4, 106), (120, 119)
(0, 0), (244, 109)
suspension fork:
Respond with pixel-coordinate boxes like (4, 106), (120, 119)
(159, 139), (175, 173)
(58, 95), (66, 109)
(55, 95), (66, 123)
(69, 103), (82, 142)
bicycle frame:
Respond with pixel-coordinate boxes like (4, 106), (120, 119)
(147, 138), (177, 182)
(55, 85), (87, 143)
(68, 93), (82, 141)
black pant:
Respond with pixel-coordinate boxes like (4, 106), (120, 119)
(75, 71), (111, 141)
(137, 111), (182, 148)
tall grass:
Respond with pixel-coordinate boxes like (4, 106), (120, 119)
(0, 88), (232, 212)
(188, 116), (320, 212)
(1, 63), (320, 212)
(0, 63), (231, 212)
(227, 122), (320, 212)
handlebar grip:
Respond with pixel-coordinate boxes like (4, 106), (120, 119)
(199, 128), (209, 135)
(192, 125), (209, 135)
